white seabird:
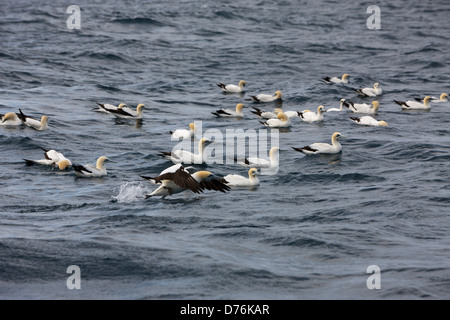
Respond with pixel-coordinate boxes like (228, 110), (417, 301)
(350, 116), (388, 127)
(212, 103), (244, 118)
(236, 146), (279, 169)
(355, 82), (382, 97)
(73, 156), (112, 178)
(0, 112), (22, 127)
(170, 123), (196, 140)
(248, 91), (282, 103)
(394, 96), (431, 110)
(141, 164), (230, 198)
(259, 112), (291, 128)
(415, 93), (448, 103)
(344, 100), (379, 114)
(17, 109), (48, 131)
(299, 105), (326, 122)
(326, 99), (346, 112)
(108, 104), (145, 119)
(223, 168), (260, 188)
(96, 102), (128, 113)
(24, 148), (72, 170)
(216, 80), (247, 93)
(292, 132), (343, 155)
(322, 74), (350, 84)
(159, 137), (213, 164)
(250, 107), (278, 119)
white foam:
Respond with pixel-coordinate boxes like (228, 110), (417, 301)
(112, 181), (149, 203)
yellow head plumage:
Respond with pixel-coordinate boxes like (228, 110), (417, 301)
(189, 123), (195, 131)
(236, 103), (244, 112)
(274, 91), (282, 99)
(2, 112), (17, 122)
(239, 80), (247, 87)
(371, 101), (380, 111)
(248, 168), (258, 177)
(440, 93), (448, 100)
(342, 74), (349, 80)
(378, 121), (388, 127)
(195, 171), (213, 180)
(58, 159), (71, 170)
(317, 105), (325, 113)
(118, 103), (127, 109)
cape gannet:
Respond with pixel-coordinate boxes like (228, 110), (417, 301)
(0, 112), (22, 127)
(159, 138), (213, 164)
(170, 123), (196, 140)
(95, 102), (128, 113)
(299, 105), (326, 122)
(17, 109), (48, 131)
(322, 74), (349, 84)
(73, 156), (112, 177)
(292, 132), (343, 155)
(141, 164), (230, 198)
(216, 80), (246, 93)
(248, 91), (282, 103)
(108, 104), (145, 119)
(259, 112), (291, 128)
(355, 83), (382, 97)
(344, 100), (379, 114)
(350, 116), (388, 127)
(326, 99), (346, 112)
(415, 93), (448, 103)
(223, 168), (260, 188)
(24, 148), (72, 170)
(394, 96), (431, 110)
(236, 146), (279, 168)
(212, 103), (244, 118)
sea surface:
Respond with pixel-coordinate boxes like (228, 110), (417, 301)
(0, 0), (449, 300)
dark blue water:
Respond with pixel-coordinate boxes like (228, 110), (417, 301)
(1, 0), (449, 299)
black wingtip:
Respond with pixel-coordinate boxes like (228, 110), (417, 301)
(23, 159), (35, 166)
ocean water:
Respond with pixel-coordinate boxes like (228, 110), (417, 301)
(0, 0), (449, 300)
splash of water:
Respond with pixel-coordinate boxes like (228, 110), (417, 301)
(112, 181), (149, 203)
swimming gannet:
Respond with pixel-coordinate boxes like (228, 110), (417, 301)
(292, 132), (343, 155)
(248, 91), (282, 103)
(355, 82), (382, 97)
(216, 80), (246, 93)
(394, 96), (431, 110)
(0, 112), (22, 127)
(350, 116), (388, 127)
(251, 107), (278, 119)
(259, 112), (291, 128)
(96, 102), (128, 113)
(159, 137), (213, 164)
(170, 123), (196, 140)
(17, 109), (48, 131)
(326, 99), (346, 112)
(236, 146), (279, 168)
(415, 93), (448, 103)
(344, 100), (379, 114)
(108, 104), (145, 119)
(299, 105), (326, 122)
(73, 156), (112, 177)
(212, 103), (244, 117)
(322, 74), (349, 84)
(24, 148), (72, 170)
(141, 164), (230, 198)
(223, 168), (260, 188)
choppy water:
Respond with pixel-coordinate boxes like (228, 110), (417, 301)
(1, 0), (449, 300)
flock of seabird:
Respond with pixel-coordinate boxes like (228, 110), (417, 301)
(1, 74), (448, 199)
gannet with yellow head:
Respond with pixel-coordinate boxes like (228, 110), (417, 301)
(159, 137), (213, 164)
(212, 103), (245, 117)
(355, 82), (382, 97)
(216, 80), (247, 93)
(1, 112), (22, 127)
(96, 102), (128, 113)
(350, 116), (388, 127)
(109, 104), (145, 119)
(299, 105), (326, 122)
(292, 132), (343, 155)
(344, 100), (379, 114)
(260, 111), (291, 127)
(223, 168), (260, 188)
(236, 146), (279, 169)
(73, 156), (113, 177)
(394, 96), (431, 110)
(23, 148), (72, 170)
(17, 109), (48, 131)
(170, 123), (196, 140)
(249, 90), (282, 103)
(323, 73), (350, 84)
